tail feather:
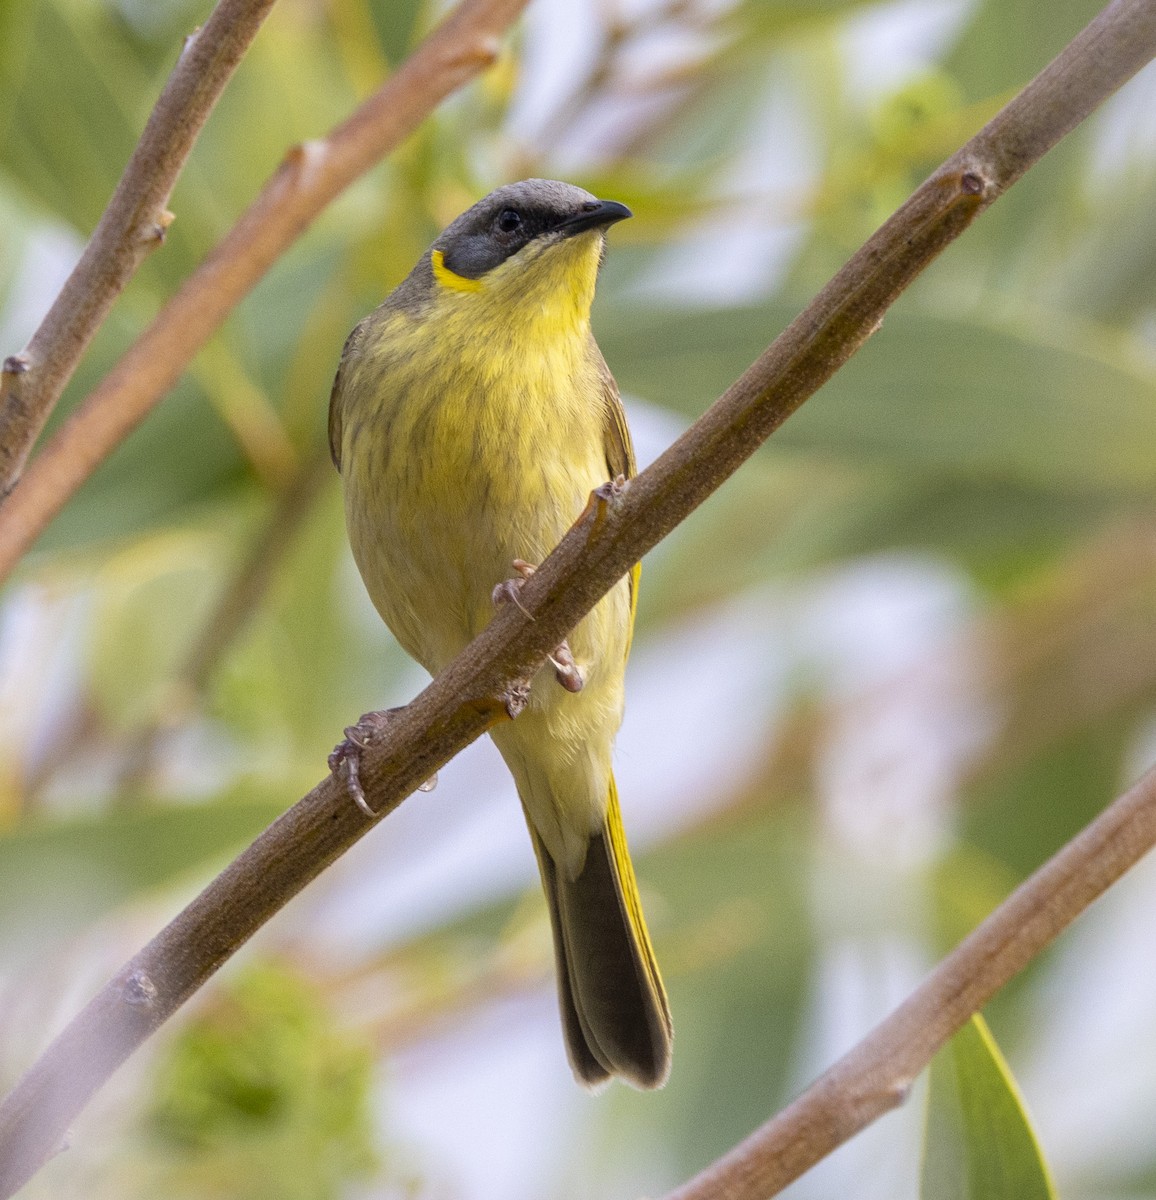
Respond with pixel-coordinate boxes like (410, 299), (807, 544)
(527, 775), (672, 1089)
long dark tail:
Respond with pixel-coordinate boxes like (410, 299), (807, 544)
(528, 776), (672, 1089)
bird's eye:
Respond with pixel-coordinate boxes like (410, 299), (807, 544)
(496, 208), (522, 233)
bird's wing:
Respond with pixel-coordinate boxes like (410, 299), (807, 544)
(596, 346), (640, 653)
(327, 322), (365, 471)
(598, 354), (636, 482)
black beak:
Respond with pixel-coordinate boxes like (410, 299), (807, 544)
(557, 199), (633, 238)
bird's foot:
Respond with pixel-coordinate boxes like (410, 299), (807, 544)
(329, 708), (438, 819)
(547, 640), (584, 693)
(491, 559), (584, 693)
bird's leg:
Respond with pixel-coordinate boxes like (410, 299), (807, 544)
(491, 559), (584, 694)
(329, 708), (438, 819)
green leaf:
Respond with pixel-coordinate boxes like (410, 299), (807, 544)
(922, 1014), (1056, 1200)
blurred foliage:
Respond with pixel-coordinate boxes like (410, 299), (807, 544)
(2, 0), (1156, 1196)
(142, 961), (378, 1199)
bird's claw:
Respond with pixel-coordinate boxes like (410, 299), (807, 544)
(491, 558), (537, 619)
(547, 641), (584, 693)
(492, 559), (584, 693)
(329, 708), (437, 818)
(329, 709), (397, 817)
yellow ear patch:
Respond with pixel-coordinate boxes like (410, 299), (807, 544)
(431, 249), (484, 293)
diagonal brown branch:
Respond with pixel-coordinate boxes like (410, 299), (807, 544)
(0, 0), (529, 585)
(0, 0), (1153, 1195)
(0, 0), (278, 495)
(660, 759), (1156, 1199)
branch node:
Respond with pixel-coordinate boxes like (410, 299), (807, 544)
(180, 25), (203, 61)
(593, 474), (628, 506)
(502, 679), (531, 719)
(121, 969), (158, 1008)
(884, 1074), (914, 1108)
(448, 34), (502, 70)
(146, 210), (177, 245)
(2, 354), (30, 379)
(282, 140), (326, 186)
(959, 169), (989, 197)
(582, 473), (628, 538)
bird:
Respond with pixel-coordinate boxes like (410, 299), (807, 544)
(326, 179), (671, 1089)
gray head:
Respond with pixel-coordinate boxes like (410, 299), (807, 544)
(432, 179), (632, 281)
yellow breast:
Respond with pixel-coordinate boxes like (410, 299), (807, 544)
(337, 235), (614, 675)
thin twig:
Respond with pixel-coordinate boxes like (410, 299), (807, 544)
(115, 442), (333, 792)
(181, 446), (333, 697)
(660, 759), (1156, 1199)
(0, 0), (528, 584)
(0, 0), (278, 495)
(22, 450), (332, 804)
(0, 0), (1152, 1194)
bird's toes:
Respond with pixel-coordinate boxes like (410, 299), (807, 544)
(492, 558), (540, 618)
(547, 639), (584, 693)
(328, 707), (406, 818)
(492, 559), (583, 692)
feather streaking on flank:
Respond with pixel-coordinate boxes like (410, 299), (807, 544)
(328, 179), (672, 1088)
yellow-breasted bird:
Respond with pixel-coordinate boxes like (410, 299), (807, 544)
(327, 179), (671, 1089)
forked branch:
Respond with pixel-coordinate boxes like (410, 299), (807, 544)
(0, 0), (529, 581)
